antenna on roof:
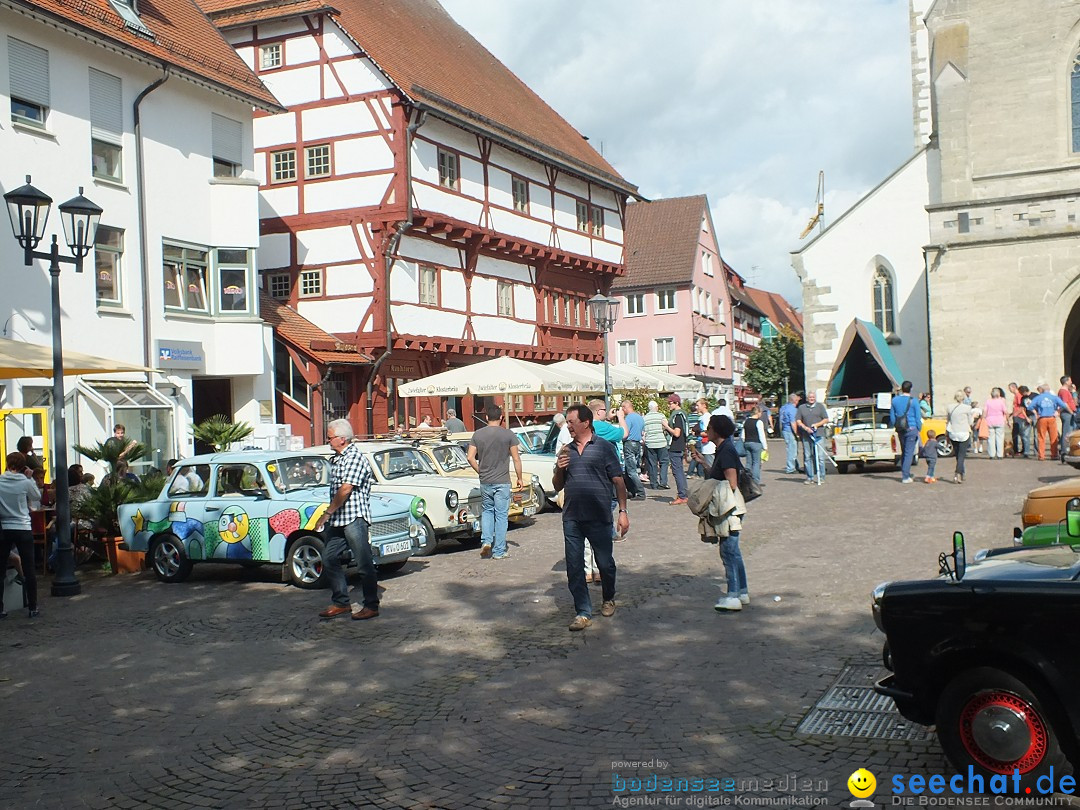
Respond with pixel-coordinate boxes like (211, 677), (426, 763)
(799, 171), (825, 239)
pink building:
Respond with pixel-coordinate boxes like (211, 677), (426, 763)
(611, 196), (731, 394)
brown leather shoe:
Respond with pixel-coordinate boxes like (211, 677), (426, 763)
(670, 497), (688, 506)
(352, 607), (380, 620)
(319, 605), (352, 619)
(600, 600), (616, 617)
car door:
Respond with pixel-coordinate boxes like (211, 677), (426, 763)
(161, 463), (213, 560)
(205, 462), (271, 561)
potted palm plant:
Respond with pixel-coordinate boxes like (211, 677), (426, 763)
(192, 414), (254, 452)
(70, 475), (165, 573)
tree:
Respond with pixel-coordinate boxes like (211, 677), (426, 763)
(744, 326), (805, 402)
(192, 414), (254, 452)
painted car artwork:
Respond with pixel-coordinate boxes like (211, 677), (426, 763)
(118, 451), (426, 589)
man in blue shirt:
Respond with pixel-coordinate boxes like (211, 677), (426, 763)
(620, 400), (646, 499)
(779, 393), (799, 474)
(890, 380), (922, 484)
(1029, 383), (1074, 460)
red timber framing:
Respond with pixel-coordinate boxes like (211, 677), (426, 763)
(226, 11), (626, 434)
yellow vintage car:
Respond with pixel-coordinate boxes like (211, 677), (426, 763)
(413, 438), (541, 521)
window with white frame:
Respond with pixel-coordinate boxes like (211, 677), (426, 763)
(654, 337), (675, 364)
(545, 396), (558, 411)
(551, 293), (561, 324)
(271, 149), (296, 182)
(693, 338), (702, 366)
(216, 249), (252, 313)
(703, 250), (714, 276)
(511, 176), (529, 213)
(299, 269), (322, 298)
(419, 266), (439, 305)
(705, 292), (712, 319)
(563, 296), (571, 324)
(575, 200), (589, 232)
(656, 289), (676, 312)
(617, 340), (637, 365)
(89, 68), (123, 182)
(163, 244), (209, 313)
(8, 37), (49, 127)
(211, 113), (242, 177)
(305, 144), (330, 178)
(590, 205), (604, 237)
(572, 295), (581, 326)
(274, 339), (309, 409)
(497, 281), (513, 316)
(625, 293), (645, 316)
(94, 226), (123, 306)
(268, 272), (290, 299)
(437, 148), (459, 189)
(260, 43), (282, 70)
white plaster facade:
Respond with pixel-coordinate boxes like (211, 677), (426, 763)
(0, 3), (275, 471)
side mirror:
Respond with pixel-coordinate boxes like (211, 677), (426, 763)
(1067, 498), (1080, 538)
(952, 530), (966, 580)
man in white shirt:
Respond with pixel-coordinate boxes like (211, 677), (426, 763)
(711, 398), (734, 420)
(0, 452), (42, 617)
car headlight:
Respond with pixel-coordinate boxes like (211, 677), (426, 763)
(445, 490), (458, 509)
(410, 497), (426, 518)
(531, 474), (541, 487)
(871, 582), (888, 607)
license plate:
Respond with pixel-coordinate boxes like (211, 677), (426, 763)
(523, 506), (537, 517)
(380, 539), (412, 556)
(852, 444), (873, 454)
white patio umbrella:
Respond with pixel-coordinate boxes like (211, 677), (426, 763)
(397, 356), (593, 398)
(617, 363), (705, 398)
(547, 358), (660, 392)
(0, 336), (155, 378)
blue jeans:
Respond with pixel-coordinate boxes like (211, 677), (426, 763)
(1061, 413), (1074, 458)
(900, 429), (919, 479)
(668, 448), (688, 497)
(622, 440), (645, 496)
(801, 435), (826, 480)
(744, 441), (763, 483)
(324, 519), (378, 610)
(719, 531), (748, 597)
(782, 430), (798, 473)
(925, 457), (937, 478)
(1014, 419), (1032, 457)
(480, 483), (511, 557)
(645, 446), (669, 488)
(564, 518), (616, 618)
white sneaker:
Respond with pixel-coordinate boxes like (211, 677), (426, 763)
(714, 596), (743, 612)
(901, 478), (913, 484)
(739, 594), (750, 605)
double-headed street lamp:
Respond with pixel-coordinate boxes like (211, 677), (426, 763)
(4, 175), (103, 597)
(587, 292), (621, 408)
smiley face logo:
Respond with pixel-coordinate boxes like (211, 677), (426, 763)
(218, 505), (250, 544)
(847, 768), (876, 799)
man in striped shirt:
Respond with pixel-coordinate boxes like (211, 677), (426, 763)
(315, 419), (379, 620)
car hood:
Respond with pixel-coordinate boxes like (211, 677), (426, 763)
(376, 474), (480, 496)
(1026, 477), (1080, 500)
(961, 544), (1080, 581)
(277, 485), (331, 502)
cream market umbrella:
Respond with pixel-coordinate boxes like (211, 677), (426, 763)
(547, 358), (660, 392)
(0, 336), (156, 378)
(617, 363), (705, 398)
(397, 356), (592, 398)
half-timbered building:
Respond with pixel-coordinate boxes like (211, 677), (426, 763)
(201, 0), (637, 437)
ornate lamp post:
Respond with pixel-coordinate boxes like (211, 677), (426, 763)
(587, 293), (621, 407)
(4, 176), (102, 597)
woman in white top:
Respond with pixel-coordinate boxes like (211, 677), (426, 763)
(946, 391), (975, 484)
(0, 451), (42, 617)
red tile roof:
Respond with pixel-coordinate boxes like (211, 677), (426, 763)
(259, 293), (372, 364)
(745, 287), (803, 336)
(209, 0), (333, 28)
(614, 195), (707, 290)
(202, 0), (635, 194)
(11, 0), (281, 110)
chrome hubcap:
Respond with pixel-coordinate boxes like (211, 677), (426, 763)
(971, 705), (1031, 763)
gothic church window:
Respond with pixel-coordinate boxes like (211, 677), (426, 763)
(872, 266), (895, 335)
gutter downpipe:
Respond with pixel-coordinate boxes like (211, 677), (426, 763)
(134, 67), (170, 371)
(366, 108), (426, 433)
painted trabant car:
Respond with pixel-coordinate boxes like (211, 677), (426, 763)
(412, 438), (542, 521)
(449, 429), (557, 510)
(117, 451), (426, 588)
(317, 441), (483, 556)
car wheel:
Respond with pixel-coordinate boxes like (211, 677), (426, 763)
(286, 535), (328, 589)
(149, 535), (193, 583)
(376, 560), (407, 575)
(531, 483), (548, 514)
(837, 462), (850, 474)
(937, 436), (955, 457)
(936, 667), (1071, 785)
(412, 517), (439, 557)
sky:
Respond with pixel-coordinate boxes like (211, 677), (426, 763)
(439, 0), (917, 306)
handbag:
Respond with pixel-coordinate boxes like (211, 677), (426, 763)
(738, 468), (762, 502)
(894, 395), (911, 432)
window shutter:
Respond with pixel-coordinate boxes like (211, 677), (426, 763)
(89, 68), (123, 140)
(8, 37), (50, 107)
(211, 113), (242, 164)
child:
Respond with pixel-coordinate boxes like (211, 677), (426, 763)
(920, 430), (939, 483)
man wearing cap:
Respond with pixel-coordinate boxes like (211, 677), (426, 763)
(663, 394), (689, 505)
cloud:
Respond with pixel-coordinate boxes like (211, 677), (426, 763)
(440, 0), (915, 305)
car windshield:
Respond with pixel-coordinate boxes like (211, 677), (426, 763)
(515, 429), (548, 454)
(372, 448), (436, 480)
(430, 444), (470, 472)
(268, 456), (331, 493)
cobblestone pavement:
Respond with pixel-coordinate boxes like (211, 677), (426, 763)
(0, 453), (1071, 808)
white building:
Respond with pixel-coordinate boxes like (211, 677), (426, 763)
(0, 0), (282, 472)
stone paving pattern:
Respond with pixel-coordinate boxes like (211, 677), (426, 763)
(0, 454), (1065, 808)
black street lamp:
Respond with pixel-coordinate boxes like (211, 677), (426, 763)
(587, 292), (621, 407)
(4, 175), (102, 597)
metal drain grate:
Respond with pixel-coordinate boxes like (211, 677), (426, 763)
(796, 664), (935, 742)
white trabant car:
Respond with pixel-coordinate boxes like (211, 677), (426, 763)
(449, 428), (557, 511)
(827, 403), (901, 473)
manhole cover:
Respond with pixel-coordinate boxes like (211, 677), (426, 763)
(797, 664), (934, 742)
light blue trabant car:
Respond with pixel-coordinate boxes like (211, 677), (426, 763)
(117, 451), (426, 588)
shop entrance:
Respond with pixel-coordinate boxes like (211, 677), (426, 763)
(192, 378), (232, 454)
